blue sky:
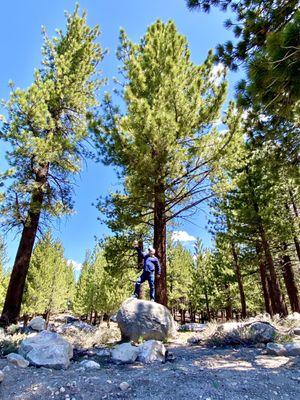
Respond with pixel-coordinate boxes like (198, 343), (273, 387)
(0, 0), (242, 269)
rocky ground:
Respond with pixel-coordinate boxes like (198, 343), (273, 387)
(0, 340), (299, 400)
(1, 304), (300, 400)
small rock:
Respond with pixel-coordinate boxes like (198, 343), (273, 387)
(119, 382), (130, 391)
(266, 343), (286, 356)
(284, 343), (300, 356)
(111, 343), (139, 364)
(2, 366), (10, 372)
(179, 323), (207, 332)
(138, 340), (166, 363)
(80, 360), (100, 370)
(293, 328), (300, 336)
(96, 348), (111, 357)
(28, 316), (46, 331)
(0, 370), (4, 383)
(7, 353), (29, 368)
(60, 387), (66, 393)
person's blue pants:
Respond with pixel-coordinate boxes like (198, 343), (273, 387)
(134, 271), (155, 300)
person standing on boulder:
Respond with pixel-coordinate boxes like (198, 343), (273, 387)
(132, 241), (161, 302)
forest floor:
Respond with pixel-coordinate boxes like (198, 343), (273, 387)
(0, 328), (300, 400)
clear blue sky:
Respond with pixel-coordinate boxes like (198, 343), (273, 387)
(0, 0), (242, 268)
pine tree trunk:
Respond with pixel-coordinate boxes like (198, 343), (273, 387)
(259, 226), (288, 316)
(231, 242), (247, 318)
(225, 283), (233, 321)
(0, 164), (49, 327)
(246, 166), (287, 316)
(154, 188), (167, 306)
(294, 237), (300, 263)
(137, 240), (145, 299)
(204, 288), (211, 322)
(281, 243), (300, 313)
(256, 243), (273, 316)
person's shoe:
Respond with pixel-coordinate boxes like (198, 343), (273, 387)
(150, 299), (155, 302)
(131, 294), (138, 299)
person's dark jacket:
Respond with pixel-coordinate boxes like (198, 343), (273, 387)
(134, 247), (161, 275)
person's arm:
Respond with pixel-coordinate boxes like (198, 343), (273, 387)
(133, 246), (146, 259)
(155, 258), (161, 276)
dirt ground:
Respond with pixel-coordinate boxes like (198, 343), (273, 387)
(0, 341), (299, 400)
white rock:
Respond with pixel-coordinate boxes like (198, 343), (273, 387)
(111, 343), (139, 364)
(119, 381), (130, 391)
(266, 343), (286, 356)
(0, 370), (4, 383)
(6, 353), (29, 368)
(138, 340), (166, 363)
(19, 330), (73, 369)
(178, 323), (207, 332)
(117, 298), (177, 341)
(287, 312), (300, 321)
(28, 316), (46, 331)
(80, 360), (100, 369)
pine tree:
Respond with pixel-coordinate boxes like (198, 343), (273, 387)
(0, 6), (103, 326)
(22, 232), (75, 324)
(93, 20), (227, 305)
(167, 240), (193, 322)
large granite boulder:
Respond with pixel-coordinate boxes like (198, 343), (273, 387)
(116, 298), (177, 341)
(19, 331), (73, 369)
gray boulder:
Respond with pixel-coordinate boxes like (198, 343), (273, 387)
(6, 353), (29, 368)
(19, 331), (73, 369)
(266, 343), (286, 356)
(284, 343), (300, 356)
(116, 298), (177, 341)
(111, 343), (139, 364)
(28, 316), (46, 332)
(267, 342), (300, 356)
(247, 322), (276, 343)
(138, 340), (166, 363)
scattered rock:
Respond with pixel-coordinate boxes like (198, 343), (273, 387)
(116, 298), (177, 341)
(178, 323), (207, 332)
(80, 360), (101, 369)
(119, 381), (130, 391)
(284, 343), (300, 356)
(95, 348), (111, 358)
(0, 370), (4, 383)
(57, 321), (96, 334)
(266, 343), (286, 356)
(138, 340), (166, 363)
(28, 316), (46, 331)
(293, 328), (300, 336)
(6, 353), (29, 368)
(19, 330), (73, 369)
(267, 342), (300, 356)
(111, 343), (139, 364)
